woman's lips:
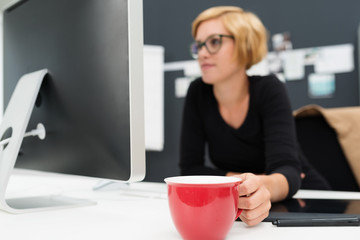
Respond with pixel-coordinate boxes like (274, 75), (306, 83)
(201, 63), (215, 71)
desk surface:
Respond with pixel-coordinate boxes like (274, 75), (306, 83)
(1, 170), (360, 240)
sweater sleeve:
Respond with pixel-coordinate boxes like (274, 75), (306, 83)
(179, 79), (227, 176)
(257, 75), (302, 199)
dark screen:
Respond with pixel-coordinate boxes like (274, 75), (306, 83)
(3, 0), (135, 180)
(265, 198), (360, 221)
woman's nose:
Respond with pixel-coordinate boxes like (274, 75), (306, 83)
(197, 45), (209, 59)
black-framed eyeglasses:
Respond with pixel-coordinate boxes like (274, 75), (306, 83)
(190, 34), (234, 59)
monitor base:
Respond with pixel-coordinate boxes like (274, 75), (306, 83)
(92, 180), (130, 191)
(5, 195), (96, 214)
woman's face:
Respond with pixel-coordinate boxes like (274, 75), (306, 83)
(195, 18), (244, 85)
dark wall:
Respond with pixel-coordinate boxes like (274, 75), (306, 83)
(143, 0), (360, 182)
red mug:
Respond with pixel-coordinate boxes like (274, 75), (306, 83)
(164, 176), (242, 240)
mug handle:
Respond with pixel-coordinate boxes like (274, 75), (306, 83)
(235, 209), (243, 220)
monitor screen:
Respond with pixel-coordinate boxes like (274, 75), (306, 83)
(2, 0), (145, 183)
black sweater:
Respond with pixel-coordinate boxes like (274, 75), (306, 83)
(180, 75), (307, 198)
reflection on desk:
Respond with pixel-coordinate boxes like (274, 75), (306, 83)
(1, 170), (360, 240)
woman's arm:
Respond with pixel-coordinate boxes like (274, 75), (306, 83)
(234, 75), (302, 226)
(258, 75), (302, 199)
(258, 173), (289, 202)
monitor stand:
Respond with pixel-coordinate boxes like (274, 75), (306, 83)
(0, 69), (96, 213)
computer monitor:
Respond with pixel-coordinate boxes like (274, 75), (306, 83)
(0, 0), (145, 213)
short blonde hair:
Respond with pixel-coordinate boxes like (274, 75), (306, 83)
(192, 6), (268, 69)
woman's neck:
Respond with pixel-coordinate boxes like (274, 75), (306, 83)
(213, 71), (249, 108)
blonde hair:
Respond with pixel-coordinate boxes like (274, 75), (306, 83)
(192, 6), (268, 69)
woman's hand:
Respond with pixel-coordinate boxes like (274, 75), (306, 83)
(234, 173), (272, 226)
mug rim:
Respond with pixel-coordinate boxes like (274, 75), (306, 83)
(164, 175), (241, 185)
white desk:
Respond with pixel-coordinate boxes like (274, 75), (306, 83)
(1, 170), (360, 240)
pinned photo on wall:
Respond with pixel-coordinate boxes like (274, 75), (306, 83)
(267, 52), (283, 73)
(304, 48), (320, 65)
(308, 73), (335, 98)
(282, 50), (305, 81)
(272, 32), (293, 52)
(314, 44), (354, 74)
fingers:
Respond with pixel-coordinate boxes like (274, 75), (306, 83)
(238, 185), (270, 210)
(237, 173), (272, 226)
(238, 189), (271, 226)
(240, 209), (270, 226)
(237, 173), (260, 197)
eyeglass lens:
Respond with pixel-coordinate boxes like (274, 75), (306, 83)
(190, 35), (232, 59)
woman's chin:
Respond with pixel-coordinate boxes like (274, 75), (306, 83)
(201, 76), (217, 85)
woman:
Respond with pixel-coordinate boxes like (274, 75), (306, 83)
(180, 6), (330, 226)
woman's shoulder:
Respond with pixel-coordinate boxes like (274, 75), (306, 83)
(249, 74), (287, 96)
(249, 74), (284, 89)
(184, 78), (213, 113)
(249, 74), (290, 108)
